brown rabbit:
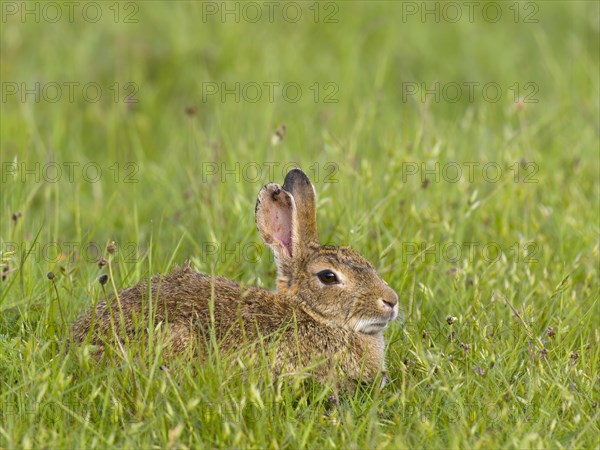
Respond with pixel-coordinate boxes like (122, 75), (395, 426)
(73, 169), (399, 387)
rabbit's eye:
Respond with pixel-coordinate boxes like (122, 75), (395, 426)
(317, 270), (339, 285)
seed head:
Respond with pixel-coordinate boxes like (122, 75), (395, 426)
(107, 241), (117, 254)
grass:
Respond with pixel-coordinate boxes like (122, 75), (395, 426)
(1, 1), (599, 448)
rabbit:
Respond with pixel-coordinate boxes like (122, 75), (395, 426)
(73, 168), (399, 388)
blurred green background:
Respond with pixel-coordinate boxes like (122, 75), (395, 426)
(2, 2), (598, 274)
(2, 1), (598, 298)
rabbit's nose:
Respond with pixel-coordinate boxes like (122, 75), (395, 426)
(380, 288), (399, 317)
(382, 288), (398, 308)
(381, 298), (397, 310)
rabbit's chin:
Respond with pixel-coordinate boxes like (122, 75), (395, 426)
(353, 318), (392, 335)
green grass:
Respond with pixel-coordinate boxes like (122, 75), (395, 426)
(1, 1), (599, 448)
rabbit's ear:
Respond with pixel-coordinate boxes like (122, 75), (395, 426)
(256, 183), (298, 260)
(282, 168), (318, 245)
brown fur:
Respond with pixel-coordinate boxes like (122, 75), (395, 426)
(73, 169), (399, 388)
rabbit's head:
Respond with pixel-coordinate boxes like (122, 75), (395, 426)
(256, 169), (398, 335)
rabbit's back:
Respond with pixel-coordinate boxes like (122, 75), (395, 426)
(73, 265), (294, 350)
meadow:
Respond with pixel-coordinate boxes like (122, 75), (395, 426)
(1, 1), (598, 448)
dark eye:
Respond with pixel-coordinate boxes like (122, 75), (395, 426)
(317, 270), (339, 285)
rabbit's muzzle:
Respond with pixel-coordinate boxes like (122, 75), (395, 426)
(379, 286), (399, 321)
(351, 286), (399, 334)
(380, 297), (399, 322)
